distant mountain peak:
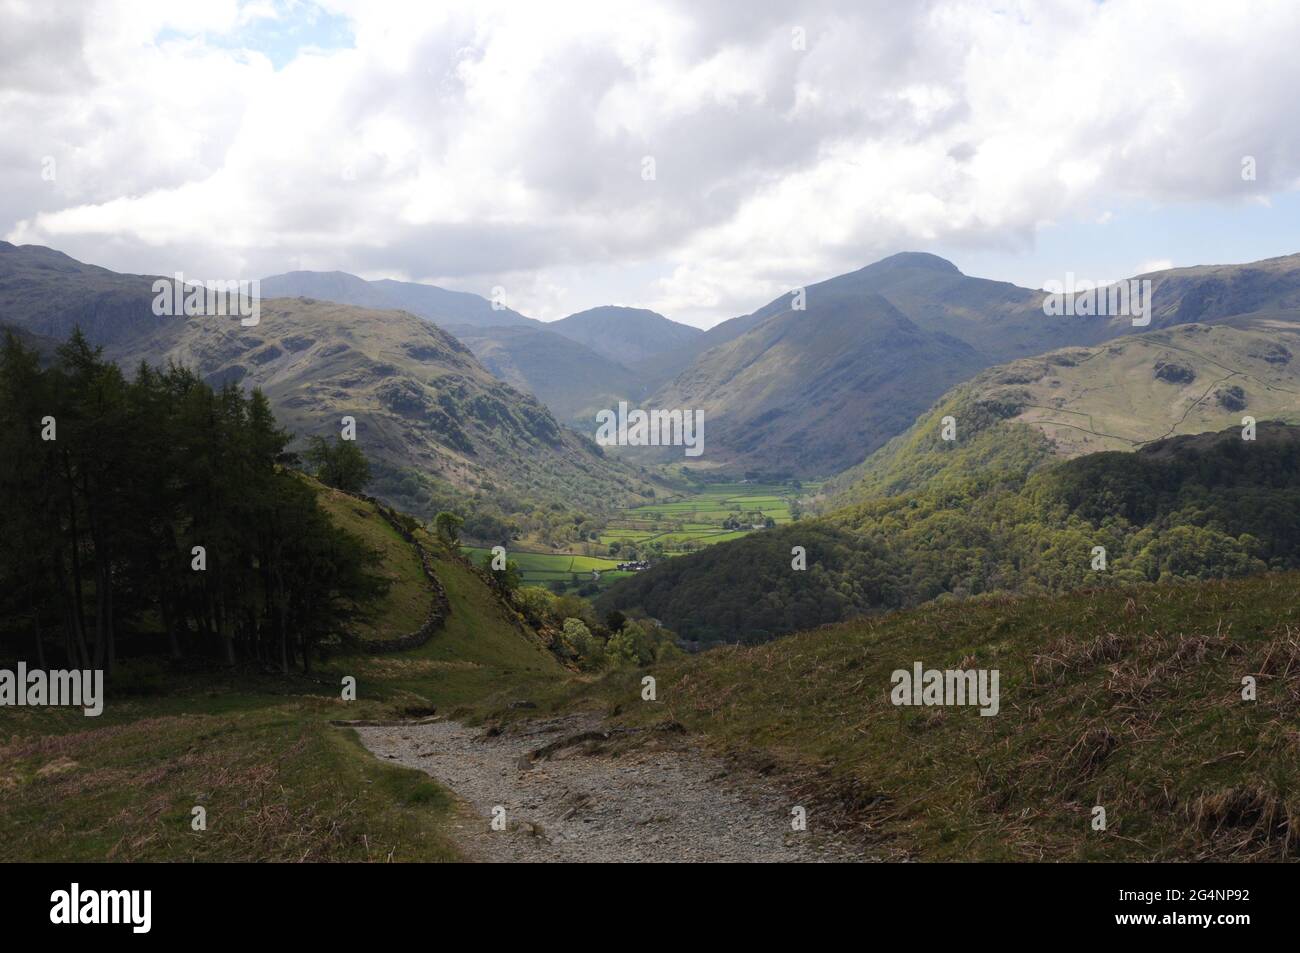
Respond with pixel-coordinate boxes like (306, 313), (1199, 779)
(548, 304), (701, 365)
(865, 251), (962, 275)
(561, 305), (668, 320)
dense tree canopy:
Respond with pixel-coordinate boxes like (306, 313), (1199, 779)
(0, 330), (387, 673)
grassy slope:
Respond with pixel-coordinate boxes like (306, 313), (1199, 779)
(0, 498), (564, 862)
(829, 321), (1300, 505)
(543, 571), (1300, 861)
(351, 530), (563, 713)
(314, 481), (430, 639)
(1007, 323), (1300, 456)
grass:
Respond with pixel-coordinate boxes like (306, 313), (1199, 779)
(460, 546), (633, 590)
(1008, 323), (1300, 459)
(522, 570), (1300, 861)
(358, 530), (564, 713)
(615, 482), (813, 542)
(0, 682), (460, 861)
(0, 499), (567, 862)
(314, 480), (430, 639)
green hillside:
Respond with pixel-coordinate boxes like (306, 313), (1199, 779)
(314, 481), (432, 639)
(117, 296), (662, 523)
(829, 320), (1300, 505)
(0, 328), (562, 860)
(560, 571), (1300, 860)
(599, 423), (1300, 643)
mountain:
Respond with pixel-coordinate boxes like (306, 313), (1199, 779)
(546, 305), (702, 365)
(643, 251), (1300, 477)
(1134, 252), (1300, 330)
(637, 254), (1049, 475)
(256, 270), (395, 310)
(369, 277), (538, 329)
(446, 323), (648, 427)
(259, 270), (538, 328)
(0, 241), (173, 346)
(638, 252), (1050, 389)
(0, 243), (660, 525)
(257, 275), (673, 425)
(113, 298), (657, 521)
(651, 293), (985, 476)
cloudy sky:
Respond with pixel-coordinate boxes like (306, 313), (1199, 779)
(4, 0), (1299, 327)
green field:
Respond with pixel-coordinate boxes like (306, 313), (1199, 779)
(461, 547), (635, 589)
(602, 482), (816, 553)
(465, 481), (817, 593)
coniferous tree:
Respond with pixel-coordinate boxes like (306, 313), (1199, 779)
(0, 330), (388, 674)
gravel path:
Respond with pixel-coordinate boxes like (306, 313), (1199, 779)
(355, 714), (869, 863)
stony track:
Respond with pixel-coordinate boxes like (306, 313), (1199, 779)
(356, 714), (870, 863)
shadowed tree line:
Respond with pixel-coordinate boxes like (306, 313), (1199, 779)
(0, 329), (387, 674)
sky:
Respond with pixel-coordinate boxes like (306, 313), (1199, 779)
(3, 0), (1299, 328)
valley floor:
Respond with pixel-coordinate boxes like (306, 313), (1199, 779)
(463, 480), (817, 594)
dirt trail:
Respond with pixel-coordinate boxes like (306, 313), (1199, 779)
(355, 714), (869, 863)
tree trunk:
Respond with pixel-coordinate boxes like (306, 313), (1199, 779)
(53, 545), (90, 668)
(160, 594), (182, 660)
(60, 456), (91, 666)
(30, 590), (47, 670)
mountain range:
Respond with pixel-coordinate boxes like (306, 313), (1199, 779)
(258, 270), (705, 431)
(637, 252), (1300, 475)
(0, 243), (661, 524)
(9, 239), (1300, 547)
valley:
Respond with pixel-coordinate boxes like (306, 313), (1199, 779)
(8, 0), (1300, 888)
(462, 480), (815, 594)
(6, 242), (1300, 867)
(8, 467), (1295, 862)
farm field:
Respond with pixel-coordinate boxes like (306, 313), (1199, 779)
(604, 482), (815, 549)
(465, 481), (816, 593)
(461, 547), (635, 591)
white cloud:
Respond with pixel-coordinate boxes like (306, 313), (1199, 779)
(3, 0), (1299, 325)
